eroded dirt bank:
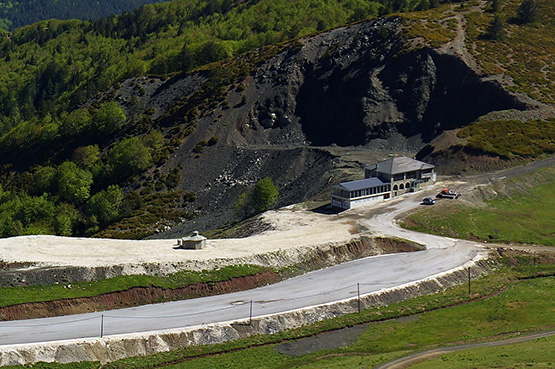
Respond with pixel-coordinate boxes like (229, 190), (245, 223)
(0, 272), (280, 321)
(0, 236), (423, 321)
(0, 259), (493, 367)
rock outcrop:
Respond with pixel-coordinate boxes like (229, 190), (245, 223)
(110, 16), (527, 235)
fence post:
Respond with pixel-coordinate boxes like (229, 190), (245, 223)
(357, 283), (361, 313)
(468, 267), (471, 296)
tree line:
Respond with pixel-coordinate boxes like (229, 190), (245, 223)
(0, 0), (167, 31)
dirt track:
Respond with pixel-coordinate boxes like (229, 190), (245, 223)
(375, 330), (555, 369)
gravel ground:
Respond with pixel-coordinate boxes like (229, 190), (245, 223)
(0, 207), (356, 268)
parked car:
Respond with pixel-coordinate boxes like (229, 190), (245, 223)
(437, 188), (461, 199)
(422, 197), (436, 205)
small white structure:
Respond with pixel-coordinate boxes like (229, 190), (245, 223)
(177, 231), (207, 250)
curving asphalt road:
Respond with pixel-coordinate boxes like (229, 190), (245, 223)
(0, 188), (484, 346)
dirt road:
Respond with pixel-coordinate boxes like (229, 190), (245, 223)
(375, 330), (555, 369)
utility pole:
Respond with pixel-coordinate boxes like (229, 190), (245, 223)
(100, 314), (104, 338)
(249, 300), (253, 325)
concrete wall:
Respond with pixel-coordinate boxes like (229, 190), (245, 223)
(0, 258), (493, 366)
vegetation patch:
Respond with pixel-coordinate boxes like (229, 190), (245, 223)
(464, 0), (555, 103)
(401, 4), (456, 49)
(94, 190), (193, 239)
(402, 165), (555, 245)
(457, 117), (555, 158)
(408, 335), (555, 369)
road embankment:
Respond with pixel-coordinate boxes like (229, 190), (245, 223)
(0, 257), (492, 366)
(0, 236), (423, 320)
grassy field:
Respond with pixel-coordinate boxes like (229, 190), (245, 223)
(402, 165), (555, 246)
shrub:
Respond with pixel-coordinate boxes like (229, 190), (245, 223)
(517, 0), (539, 23)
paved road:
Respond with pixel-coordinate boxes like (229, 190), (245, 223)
(0, 189), (482, 346)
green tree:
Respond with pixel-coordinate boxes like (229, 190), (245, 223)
(92, 101), (126, 135)
(487, 15), (505, 41)
(107, 136), (152, 181)
(31, 166), (56, 195)
(252, 177), (279, 213)
(86, 185), (124, 224)
(491, 0), (500, 12)
(72, 145), (100, 168)
(54, 203), (79, 236)
(517, 0), (539, 23)
(234, 191), (253, 218)
(195, 41), (232, 65)
(60, 108), (92, 136)
(55, 161), (94, 203)
(15, 194), (56, 230)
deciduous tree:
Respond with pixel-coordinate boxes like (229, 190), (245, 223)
(252, 177), (279, 213)
(55, 161), (93, 203)
(92, 101), (125, 136)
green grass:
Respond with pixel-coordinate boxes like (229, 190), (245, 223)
(402, 166), (555, 246)
(409, 335), (555, 368)
(0, 264), (268, 308)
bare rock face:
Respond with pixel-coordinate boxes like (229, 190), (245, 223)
(211, 17), (525, 154)
(113, 16), (527, 235)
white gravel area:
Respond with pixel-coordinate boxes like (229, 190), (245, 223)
(0, 208), (357, 267)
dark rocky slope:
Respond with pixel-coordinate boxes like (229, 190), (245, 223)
(107, 17), (527, 236)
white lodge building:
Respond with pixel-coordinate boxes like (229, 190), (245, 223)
(331, 156), (436, 210)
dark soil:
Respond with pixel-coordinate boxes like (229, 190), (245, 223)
(274, 324), (368, 357)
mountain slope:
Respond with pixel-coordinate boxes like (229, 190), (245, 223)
(99, 13), (536, 237)
(0, 0), (553, 238)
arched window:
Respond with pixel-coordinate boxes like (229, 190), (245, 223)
(393, 184), (398, 191)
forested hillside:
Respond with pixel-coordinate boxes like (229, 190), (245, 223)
(0, 0), (444, 238)
(0, 0), (167, 31)
(0, 0), (552, 239)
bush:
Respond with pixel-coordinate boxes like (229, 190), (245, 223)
(208, 136), (219, 146)
(92, 101), (126, 136)
(517, 0), (539, 23)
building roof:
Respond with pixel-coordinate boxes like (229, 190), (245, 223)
(365, 156), (434, 175)
(334, 177), (387, 192)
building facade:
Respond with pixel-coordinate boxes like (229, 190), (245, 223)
(331, 156), (435, 210)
